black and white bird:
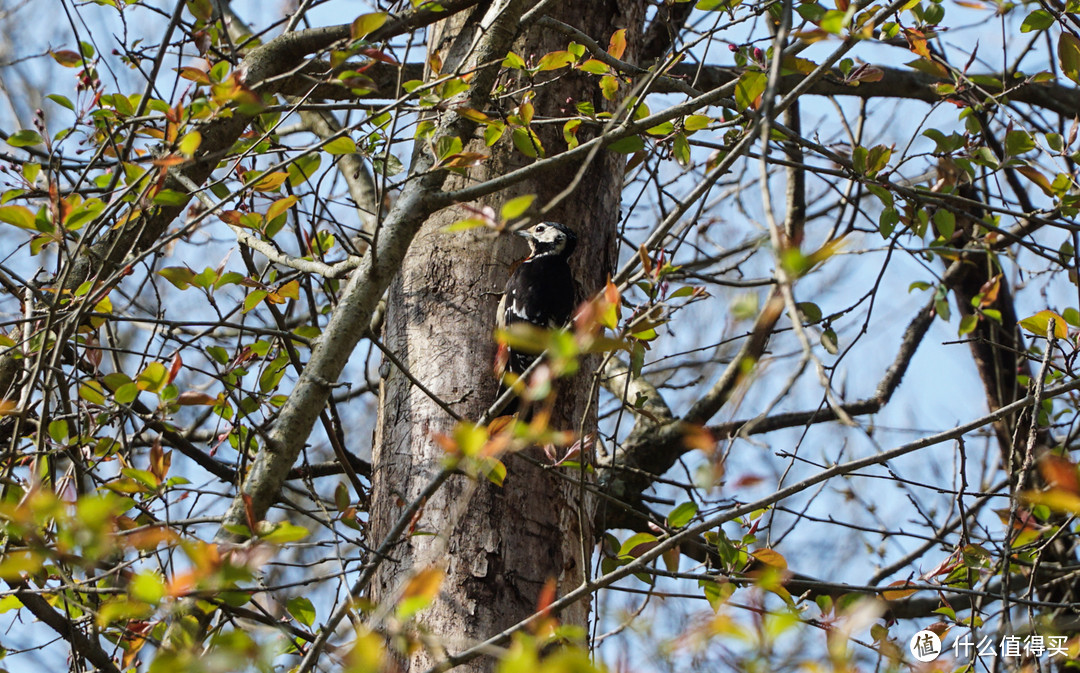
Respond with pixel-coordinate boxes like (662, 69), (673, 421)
(495, 221), (578, 402)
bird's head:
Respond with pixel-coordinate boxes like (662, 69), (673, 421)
(516, 221), (577, 259)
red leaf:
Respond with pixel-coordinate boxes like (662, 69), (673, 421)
(167, 352), (182, 384)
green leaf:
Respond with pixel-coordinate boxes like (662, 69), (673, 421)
(440, 218), (488, 233)
(287, 596), (316, 627)
(495, 324), (550, 355)
(673, 132), (690, 167)
(1021, 9), (1055, 32)
(820, 9), (849, 34)
(350, 12), (388, 40)
(454, 422), (489, 457)
(697, 0), (737, 9)
(865, 144), (892, 175)
(796, 302), (823, 324)
(287, 154), (322, 186)
(502, 52), (526, 69)
(178, 131), (201, 156)
(1004, 130), (1036, 156)
(537, 50), (575, 71)
(0, 595), (23, 613)
(153, 189), (188, 206)
(646, 121), (675, 136)
(1059, 33), (1080, 85)
(600, 75), (619, 100)
(114, 382), (139, 405)
(500, 194), (535, 221)
(667, 502), (698, 528)
(607, 135), (644, 153)
(261, 521), (310, 544)
(435, 135), (463, 161)
(0, 205), (36, 230)
(511, 127), (544, 158)
(130, 572), (166, 604)
(958, 313), (978, 336)
(618, 532), (659, 558)
(578, 59), (609, 74)
(324, 136), (357, 155)
(735, 71), (767, 110)
(137, 362), (169, 393)
(933, 209), (955, 240)
(684, 114), (711, 131)
(46, 94), (75, 111)
(1063, 307), (1080, 327)
(48, 419), (69, 444)
(7, 130), (42, 147)
(79, 381), (107, 405)
(820, 328), (839, 355)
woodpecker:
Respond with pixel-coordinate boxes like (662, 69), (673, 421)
(496, 221), (578, 404)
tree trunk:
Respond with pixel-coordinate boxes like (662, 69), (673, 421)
(371, 2), (643, 670)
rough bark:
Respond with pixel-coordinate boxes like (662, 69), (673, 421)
(371, 2), (643, 670)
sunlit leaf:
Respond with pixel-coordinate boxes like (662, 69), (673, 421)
(288, 596), (316, 627)
(607, 28), (627, 60)
(501, 194), (535, 221)
(538, 50), (575, 71)
(261, 521), (310, 544)
(49, 50), (82, 67)
(1060, 33), (1080, 85)
(1019, 309), (1069, 339)
(248, 172), (289, 193)
(735, 71), (767, 110)
(0, 205), (36, 230)
(324, 136), (357, 155)
(137, 362), (169, 393)
(618, 532), (659, 558)
(351, 12), (388, 40)
(667, 502), (698, 528)
(6, 130), (43, 148)
(397, 567), (445, 621)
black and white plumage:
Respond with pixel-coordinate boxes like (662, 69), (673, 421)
(496, 221), (578, 389)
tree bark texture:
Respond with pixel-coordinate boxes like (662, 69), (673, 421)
(371, 2), (643, 669)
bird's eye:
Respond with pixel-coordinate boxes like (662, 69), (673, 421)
(535, 224), (547, 232)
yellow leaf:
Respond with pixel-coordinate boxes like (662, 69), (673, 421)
(751, 548), (788, 571)
(249, 172), (289, 193)
(178, 131), (202, 157)
(1021, 488), (1080, 514)
(397, 567), (445, 621)
(1019, 309), (1068, 339)
(537, 50), (575, 71)
(277, 280), (300, 301)
(266, 196), (298, 223)
(0, 205), (36, 230)
(0, 551), (43, 580)
(607, 28), (627, 61)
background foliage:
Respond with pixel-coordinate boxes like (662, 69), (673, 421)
(1, 0), (1080, 671)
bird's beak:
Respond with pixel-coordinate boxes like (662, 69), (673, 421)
(514, 228), (531, 239)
